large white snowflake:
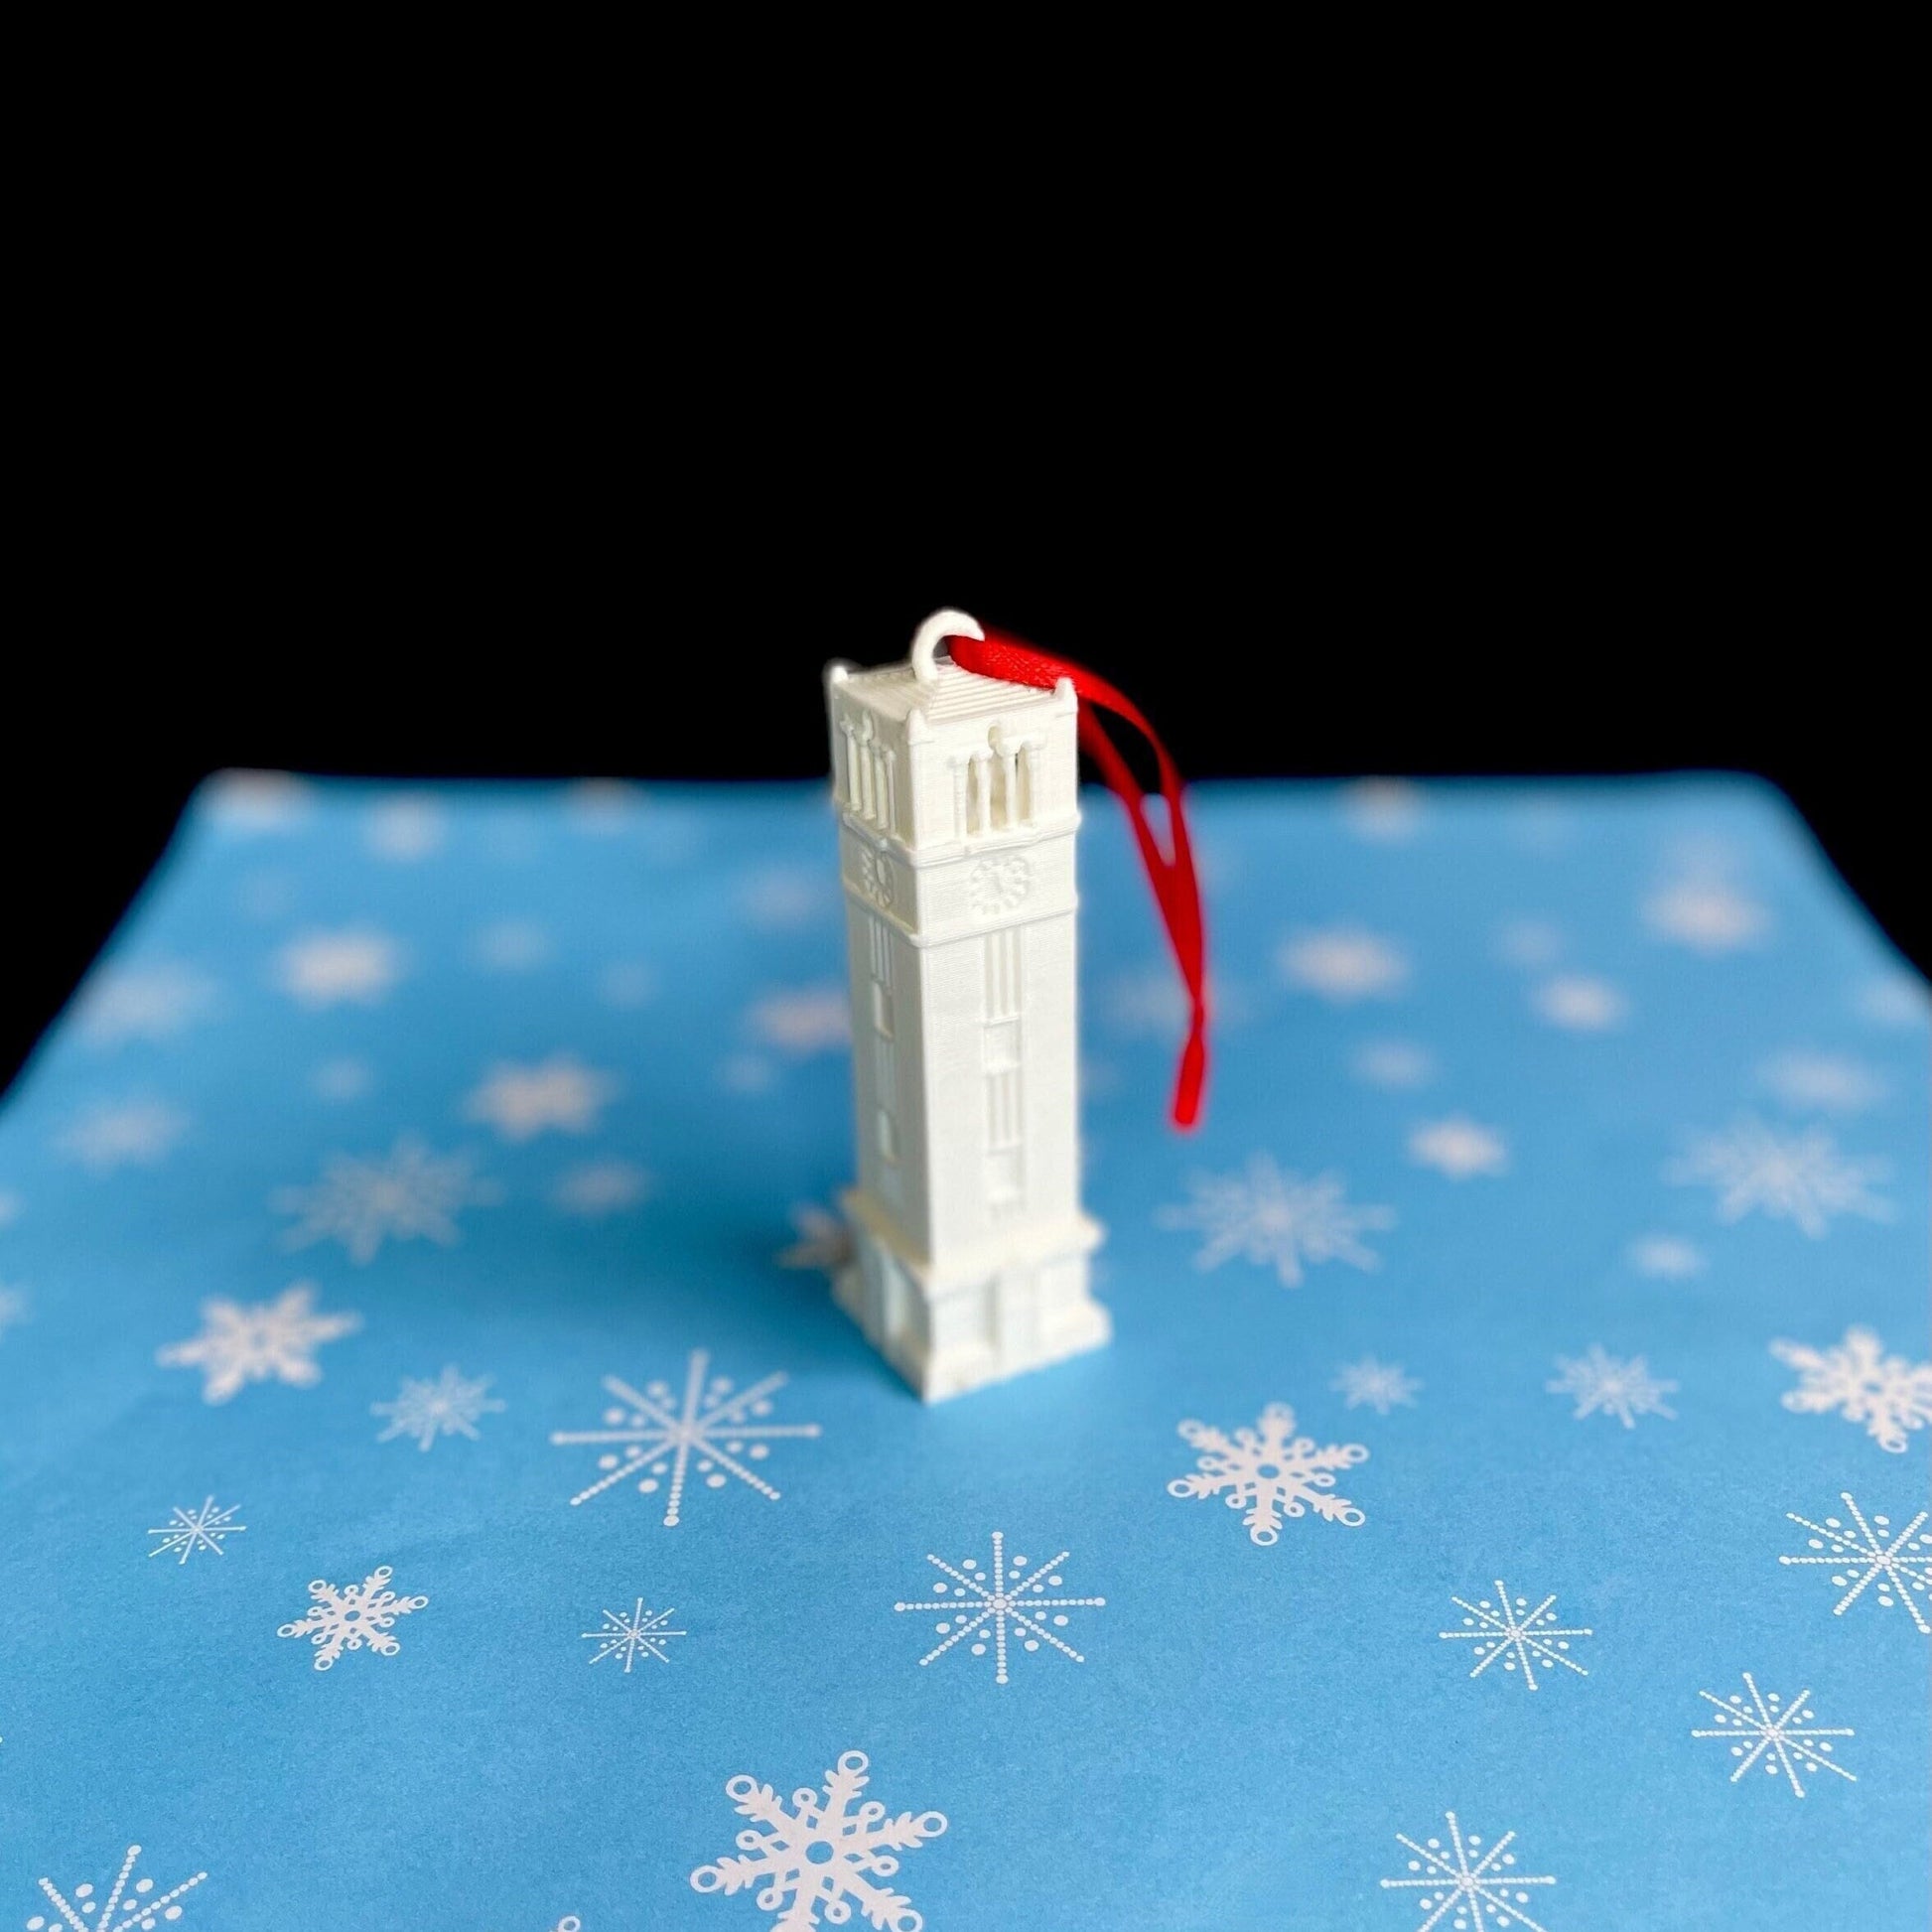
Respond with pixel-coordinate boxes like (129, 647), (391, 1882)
(1691, 1672), (1856, 1796)
(1157, 1156), (1394, 1288)
(1531, 973), (1627, 1031)
(278, 1564), (428, 1670)
(75, 961), (217, 1046)
(463, 1054), (619, 1142)
(1278, 924), (1409, 1001)
(147, 1497), (247, 1564)
(894, 1530), (1105, 1686)
(56, 1098), (190, 1172)
(549, 1350), (822, 1526)
(1781, 1492), (1931, 1634)
(1644, 876), (1770, 952)
(1168, 1401), (1368, 1546)
(29, 1843), (208, 1932)
(1757, 1049), (1886, 1115)
(273, 927), (403, 1008)
(373, 1366), (504, 1449)
(156, 1284), (361, 1404)
(551, 1160), (654, 1217)
(689, 1748), (946, 1932)
(748, 985), (852, 1055)
(1378, 1812), (1555, 1932)
(583, 1598), (686, 1671)
(1440, 1582), (1591, 1690)
(1407, 1116), (1508, 1178)
(1331, 1356), (1420, 1415)
(1770, 1326), (1932, 1453)
(274, 1137), (499, 1264)
(1667, 1116), (1889, 1236)
(1546, 1345), (1678, 1428)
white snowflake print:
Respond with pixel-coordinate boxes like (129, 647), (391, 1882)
(56, 1098), (190, 1172)
(29, 1843), (208, 1932)
(1341, 776), (1424, 841)
(776, 1202), (853, 1272)
(1626, 1233), (1705, 1279)
(311, 1056), (375, 1102)
(1770, 1327), (1932, 1453)
(75, 961), (217, 1046)
(472, 917), (554, 972)
(1168, 1401), (1368, 1547)
(1408, 1116), (1508, 1179)
(748, 985), (852, 1055)
(0, 1284), (30, 1340)
(549, 1350), (822, 1526)
(275, 1137), (499, 1264)
(278, 1564), (428, 1670)
(1757, 1049), (1886, 1115)
(273, 927), (404, 1008)
(1441, 1582), (1591, 1690)
(1378, 1812), (1555, 1932)
(1668, 1116), (1890, 1236)
(157, 1284), (361, 1404)
(689, 1748), (946, 1932)
(1278, 924), (1409, 1002)
(895, 1530), (1105, 1686)
(1531, 973), (1627, 1031)
(1546, 1346), (1678, 1428)
(1158, 1156), (1394, 1288)
(147, 1497), (246, 1564)
(1331, 1356), (1420, 1415)
(373, 1366), (505, 1450)
(364, 792), (445, 861)
(1644, 875), (1770, 952)
(207, 764), (311, 832)
(464, 1053), (619, 1142)
(1692, 1673), (1856, 1796)
(583, 1598), (686, 1671)
(551, 1160), (654, 1217)
(1350, 1038), (1436, 1090)
(1781, 1493), (1931, 1634)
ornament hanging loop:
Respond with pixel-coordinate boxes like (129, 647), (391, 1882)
(910, 608), (983, 684)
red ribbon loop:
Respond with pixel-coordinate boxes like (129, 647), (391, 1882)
(948, 625), (1209, 1130)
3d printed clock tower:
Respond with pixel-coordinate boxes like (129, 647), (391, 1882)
(825, 611), (1109, 1400)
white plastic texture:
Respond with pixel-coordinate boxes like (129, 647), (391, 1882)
(823, 610), (1110, 1400)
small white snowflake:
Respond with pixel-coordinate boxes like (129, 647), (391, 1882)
(56, 1098), (190, 1172)
(748, 986), (852, 1055)
(157, 1284), (361, 1404)
(464, 1054), (620, 1142)
(29, 1843), (208, 1932)
(1158, 1156), (1394, 1288)
(775, 1202), (853, 1272)
(1757, 1050), (1886, 1115)
(273, 927), (404, 1008)
(0, 1284), (30, 1340)
(75, 961), (217, 1046)
(549, 1350), (822, 1526)
(1278, 925), (1410, 1002)
(1546, 1346), (1678, 1428)
(364, 792), (445, 861)
(1627, 1233), (1706, 1278)
(1408, 1115), (1508, 1179)
(1780, 1492), (1931, 1634)
(1378, 1812), (1555, 1932)
(689, 1748), (946, 1932)
(472, 918), (554, 972)
(1668, 1117), (1889, 1236)
(1645, 876), (1770, 952)
(1440, 1582), (1591, 1689)
(1168, 1401), (1368, 1547)
(1350, 1038), (1436, 1090)
(274, 1137), (499, 1264)
(1341, 777), (1424, 841)
(1692, 1672), (1855, 1796)
(373, 1366), (504, 1450)
(278, 1564), (428, 1670)
(583, 1598), (686, 1671)
(1331, 1357), (1420, 1415)
(1770, 1326), (1932, 1453)
(895, 1530), (1105, 1685)
(1532, 974), (1627, 1031)
(551, 1160), (654, 1217)
(147, 1497), (246, 1565)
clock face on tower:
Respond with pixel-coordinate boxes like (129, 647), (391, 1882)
(967, 854), (1033, 918)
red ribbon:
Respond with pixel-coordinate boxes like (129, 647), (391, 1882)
(948, 625), (1209, 1130)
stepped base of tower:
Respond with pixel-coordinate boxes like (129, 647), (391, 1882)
(834, 1191), (1109, 1401)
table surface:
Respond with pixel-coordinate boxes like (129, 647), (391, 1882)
(0, 773), (1926, 1931)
